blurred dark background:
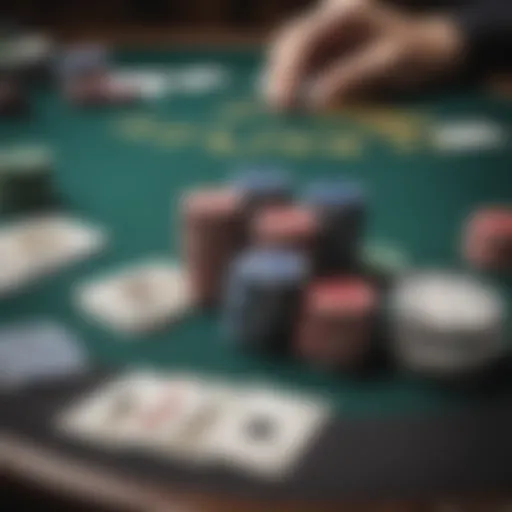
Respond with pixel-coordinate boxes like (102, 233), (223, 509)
(2, 0), (313, 38)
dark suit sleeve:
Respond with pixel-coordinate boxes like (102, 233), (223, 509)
(455, 0), (512, 74)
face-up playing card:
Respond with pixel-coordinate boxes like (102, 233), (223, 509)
(15, 215), (106, 273)
(0, 320), (89, 390)
(0, 215), (106, 296)
(142, 378), (236, 463)
(75, 260), (191, 334)
(206, 386), (331, 479)
(58, 371), (162, 446)
(58, 371), (233, 463)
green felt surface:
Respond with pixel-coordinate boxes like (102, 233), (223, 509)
(1, 47), (512, 418)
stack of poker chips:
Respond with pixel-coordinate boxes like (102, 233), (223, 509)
(0, 145), (58, 214)
(304, 180), (365, 274)
(58, 44), (136, 107)
(180, 169), (377, 369)
(463, 207), (512, 270)
(296, 278), (376, 369)
(223, 248), (309, 354)
(181, 188), (244, 307)
(388, 271), (506, 379)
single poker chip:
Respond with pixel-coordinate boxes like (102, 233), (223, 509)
(389, 271), (506, 376)
(231, 168), (292, 215)
(230, 247), (310, 286)
(232, 167), (291, 197)
(182, 188), (243, 223)
(251, 205), (319, 250)
(304, 179), (365, 209)
(307, 278), (376, 317)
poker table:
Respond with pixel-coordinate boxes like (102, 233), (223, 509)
(1, 43), (512, 511)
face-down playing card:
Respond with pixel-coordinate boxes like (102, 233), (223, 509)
(0, 320), (89, 390)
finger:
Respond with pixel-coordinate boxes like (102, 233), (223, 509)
(265, 4), (368, 110)
(309, 39), (402, 107)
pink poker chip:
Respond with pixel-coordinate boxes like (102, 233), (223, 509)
(252, 205), (318, 248)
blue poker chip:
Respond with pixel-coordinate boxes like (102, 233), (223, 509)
(304, 179), (364, 208)
(231, 248), (309, 286)
(231, 167), (292, 198)
(222, 248), (307, 350)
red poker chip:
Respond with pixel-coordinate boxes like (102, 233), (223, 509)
(306, 278), (376, 317)
(252, 205), (318, 247)
(464, 207), (512, 268)
(466, 208), (512, 235)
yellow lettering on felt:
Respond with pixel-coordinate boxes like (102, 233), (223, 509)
(205, 131), (237, 155)
(335, 105), (428, 151)
(154, 124), (196, 147)
(220, 100), (258, 122)
(115, 115), (158, 140)
(324, 134), (363, 158)
(279, 132), (314, 158)
(246, 131), (281, 154)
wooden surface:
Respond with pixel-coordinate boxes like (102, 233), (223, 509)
(0, 434), (432, 512)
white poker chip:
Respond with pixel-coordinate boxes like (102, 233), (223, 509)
(389, 271), (506, 375)
(391, 271), (503, 330)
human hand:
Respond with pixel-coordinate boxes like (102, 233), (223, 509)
(265, 0), (465, 109)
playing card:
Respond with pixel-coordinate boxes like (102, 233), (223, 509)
(0, 320), (88, 390)
(143, 377), (236, 463)
(431, 119), (507, 152)
(58, 371), (232, 462)
(15, 215), (106, 273)
(57, 371), (160, 446)
(206, 386), (331, 479)
(75, 260), (191, 334)
(0, 215), (106, 296)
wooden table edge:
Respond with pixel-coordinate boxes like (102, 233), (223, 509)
(0, 432), (436, 512)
